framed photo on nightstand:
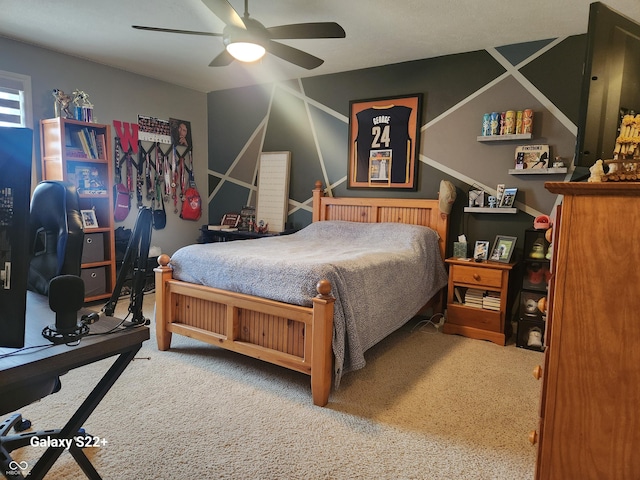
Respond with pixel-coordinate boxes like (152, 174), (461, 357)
(473, 241), (490, 261)
(490, 235), (517, 263)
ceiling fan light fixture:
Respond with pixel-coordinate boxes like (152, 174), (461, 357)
(226, 41), (265, 62)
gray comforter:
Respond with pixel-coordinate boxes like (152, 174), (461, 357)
(170, 221), (448, 386)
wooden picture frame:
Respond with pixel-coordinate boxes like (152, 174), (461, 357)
(348, 93), (422, 189)
(490, 235), (517, 263)
(81, 209), (99, 229)
(473, 240), (490, 261)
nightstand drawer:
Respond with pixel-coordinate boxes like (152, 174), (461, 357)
(451, 265), (503, 289)
(447, 304), (501, 332)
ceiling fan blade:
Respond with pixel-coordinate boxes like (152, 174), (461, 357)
(266, 40), (324, 70)
(132, 25), (222, 36)
(201, 0), (246, 29)
(209, 49), (235, 67)
(267, 22), (346, 40)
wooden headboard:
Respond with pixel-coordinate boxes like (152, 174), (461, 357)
(311, 181), (449, 260)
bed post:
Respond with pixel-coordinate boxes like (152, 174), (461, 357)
(311, 279), (335, 407)
(154, 254), (174, 351)
(312, 180), (324, 223)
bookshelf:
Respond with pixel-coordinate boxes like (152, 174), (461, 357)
(40, 117), (116, 303)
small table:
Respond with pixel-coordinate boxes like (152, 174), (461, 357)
(0, 292), (149, 479)
(443, 258), (516, 345)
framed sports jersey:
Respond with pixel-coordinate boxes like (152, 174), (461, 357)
(348, 93), (422, 189)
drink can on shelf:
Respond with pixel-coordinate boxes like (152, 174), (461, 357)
(490, 112), (500, 136)
(523, 109), (534, 134)
(482, 113), (491, 136)
(505, 110), (516, 135)
(516, 111), (523, 134)
(499, 112), (506, 135)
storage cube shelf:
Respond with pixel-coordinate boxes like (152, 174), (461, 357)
(516, 228), (550, 351)
(516, 317), (545, 352)
(40, 117), (116, 302)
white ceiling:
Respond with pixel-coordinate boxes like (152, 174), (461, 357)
(1, 0), (639, 93)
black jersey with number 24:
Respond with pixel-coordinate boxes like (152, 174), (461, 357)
(354, 105), (412, 184)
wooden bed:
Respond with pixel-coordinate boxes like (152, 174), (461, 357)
(154, 181), (449, 406)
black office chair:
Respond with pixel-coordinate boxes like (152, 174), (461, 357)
(27, 180), (84, 296)
(1, 181), (85, 475)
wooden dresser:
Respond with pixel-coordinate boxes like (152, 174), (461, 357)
(534, 182), (640, 479)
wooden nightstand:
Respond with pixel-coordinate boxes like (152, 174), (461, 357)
(443, 258), (516, 345)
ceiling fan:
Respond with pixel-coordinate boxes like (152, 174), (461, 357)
(132, 0), (346, 69)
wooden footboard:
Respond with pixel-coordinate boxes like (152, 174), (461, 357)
(154, 256), (335, 406)
(154, 181), (449, 407)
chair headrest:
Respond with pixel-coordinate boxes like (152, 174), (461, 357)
(28, 181), (84, 295)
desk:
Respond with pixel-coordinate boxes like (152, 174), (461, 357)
(0, 291), (149, 479)
(198, 225), (297, 243)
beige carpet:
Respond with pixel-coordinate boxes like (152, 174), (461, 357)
(10, 293), (542, 479)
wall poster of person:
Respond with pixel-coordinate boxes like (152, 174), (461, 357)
(169, 118), (192, 149)
(348, 94), (422, 189)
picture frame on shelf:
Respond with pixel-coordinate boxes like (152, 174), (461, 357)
(514, 144), (550, 170)
(74, 165), (107, 194)
(81, 209), (99, 229)
(473, 241), (490, 261)
(221, 213), (241, 228)
(499, 187), (518, 207)
(490, 235), (517, 263)
(496, 184), (505, 205)
(347, 93), (422, 190)
(468, 189), (486, 207)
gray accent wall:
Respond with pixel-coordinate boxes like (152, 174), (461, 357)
(206, 35), (588, 257)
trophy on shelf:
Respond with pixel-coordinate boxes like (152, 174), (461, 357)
(72, 89), (94, 123)
(52, 89), (74, 119)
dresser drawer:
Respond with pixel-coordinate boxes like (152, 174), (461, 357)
(451, 265), (503, 289)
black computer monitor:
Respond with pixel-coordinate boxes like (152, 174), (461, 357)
(0, 127), (33, 348)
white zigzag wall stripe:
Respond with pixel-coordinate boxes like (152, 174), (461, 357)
(419, 39), (576, 214)
(486, 44), (577, 136)
(210, 80), (349, 214)
(208, 113), (269, 203)
(297, 78), (333, 200)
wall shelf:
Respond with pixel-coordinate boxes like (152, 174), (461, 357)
(464, 207), (518, 214)
(509, 167), (568, 175)
(477, 133), (533, 142)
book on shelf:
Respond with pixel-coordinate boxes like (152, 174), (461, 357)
(482, 302), (501, 311)
(464, 288), (485, 308)
(76, 131), (92, 158)
(454, 287), (463, 304)
(482, 291), (501, 310)
(75, 128), (100, 159)
(67, 148), (88, 159)
(95, 133), (106, 160)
